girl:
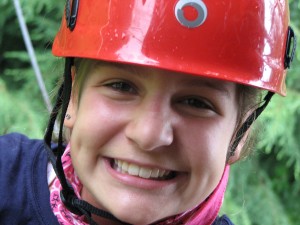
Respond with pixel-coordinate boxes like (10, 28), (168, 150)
(0, 0), (296, 224)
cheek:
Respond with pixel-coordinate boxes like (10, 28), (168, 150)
(182, 119), (234, 159)
(167, 120), (232, 210)
(179, 117), (236, 181)
(70, 94), (130, 156)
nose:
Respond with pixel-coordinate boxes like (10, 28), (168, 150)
(125, 102), (174, 151)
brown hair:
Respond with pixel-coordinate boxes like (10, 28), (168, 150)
(234, 85), (263, 159)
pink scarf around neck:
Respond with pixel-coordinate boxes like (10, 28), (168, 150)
(49, 144), (230, 225)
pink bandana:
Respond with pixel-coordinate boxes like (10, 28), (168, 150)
(49, 144), (230, 225)
(49, 144), (88, 225)
(155, 165), (230, 225)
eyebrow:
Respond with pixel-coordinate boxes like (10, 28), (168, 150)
(95, 61), (149, 78)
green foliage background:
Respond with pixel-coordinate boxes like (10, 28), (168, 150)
(0, 1), (299, 224)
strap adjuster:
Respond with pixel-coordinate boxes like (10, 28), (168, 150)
(60, 189), (84, 216)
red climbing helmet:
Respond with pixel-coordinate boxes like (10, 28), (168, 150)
(52, 0), (294, 95)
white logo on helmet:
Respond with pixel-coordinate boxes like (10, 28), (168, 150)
(175, 0), (207, 28)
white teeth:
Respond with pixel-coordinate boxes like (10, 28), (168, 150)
(150, 168), (159, 178)
(128, 164), (139, 176)
(139, 167), (152, 179)
(159, 169), (166, 177)
(113, 159), (172, 180)
(121, 161), (129, 172)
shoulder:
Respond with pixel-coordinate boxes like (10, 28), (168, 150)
(0, 132), (43, 149)
(0, 132), (46, 188)
(0, 133), (58, 224)
(213, 215), (235, 225)
(0, 133), (44, 204)
(0, 132), (44, 161)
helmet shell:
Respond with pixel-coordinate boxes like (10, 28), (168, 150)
(52, 0), (290, 95)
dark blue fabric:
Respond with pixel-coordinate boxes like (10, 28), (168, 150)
(212, 215), (235, 225)
(0, 133), (59, 225)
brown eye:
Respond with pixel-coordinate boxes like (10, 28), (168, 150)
(105, 81), (137, 94)
(181, 97), (213, 110)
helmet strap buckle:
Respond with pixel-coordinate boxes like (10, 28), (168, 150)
(284, 26), (297, 69)
(65, 0), (79, 31)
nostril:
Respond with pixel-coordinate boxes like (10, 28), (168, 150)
(125, 118), (174, 151)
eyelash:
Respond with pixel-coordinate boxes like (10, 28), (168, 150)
(104, 81), (215, 112)
(104, 81), (137, 94)
(179, 97), (214, 111)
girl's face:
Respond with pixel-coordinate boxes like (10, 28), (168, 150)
(65, 62), (240, 224)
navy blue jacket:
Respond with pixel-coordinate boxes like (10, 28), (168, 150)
(0, 133), (234, 225)
(0, 133), (59, 225)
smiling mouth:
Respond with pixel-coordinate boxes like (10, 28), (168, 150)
(110, 159), (176, 180)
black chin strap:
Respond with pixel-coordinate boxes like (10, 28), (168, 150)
(228, 91), (274, 158)
(44, 58), (129, 225)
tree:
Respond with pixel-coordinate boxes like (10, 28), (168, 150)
(0, 0), (63, 137)
(222, 1), (300, 223)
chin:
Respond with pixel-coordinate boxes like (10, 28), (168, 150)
(108, 205), (169, 225)
(115, 210), (155, 224)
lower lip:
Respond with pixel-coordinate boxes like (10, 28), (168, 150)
(103, 158), (181, 190)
